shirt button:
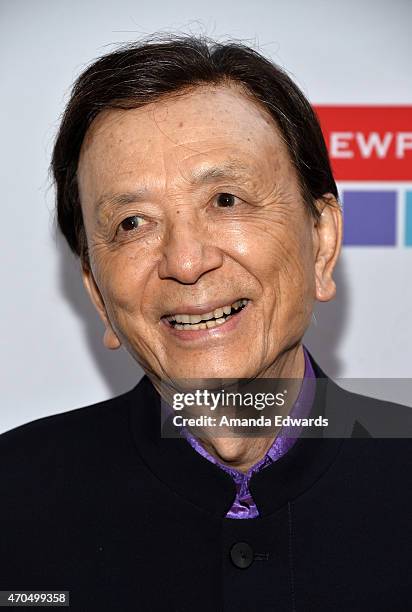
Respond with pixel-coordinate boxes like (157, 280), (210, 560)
(230, 542), (254, 569)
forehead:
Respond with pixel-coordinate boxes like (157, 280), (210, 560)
(77, 84), (292, 206)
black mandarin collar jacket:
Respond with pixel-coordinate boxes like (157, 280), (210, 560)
(0, 351), (411, 611)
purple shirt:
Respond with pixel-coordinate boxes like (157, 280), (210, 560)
(183, 346), (316, 518)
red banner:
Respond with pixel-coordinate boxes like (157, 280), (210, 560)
(313, 106), (412, 181)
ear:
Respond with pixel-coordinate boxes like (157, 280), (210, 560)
(312, 194), (343, 302)
(81, 265), (122, 350)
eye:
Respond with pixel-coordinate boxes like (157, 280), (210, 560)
(215, 192), (238, 208)
(118, 215), (147, 233)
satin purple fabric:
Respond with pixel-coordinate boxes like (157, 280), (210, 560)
(183, 347), (316, 518)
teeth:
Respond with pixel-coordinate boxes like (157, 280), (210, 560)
(189, 314), (202, 324)
(202, 311), (214, 321)
(168, 299), (249, 327)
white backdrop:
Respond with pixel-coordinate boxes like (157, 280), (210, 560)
(1, 0), (411, 434)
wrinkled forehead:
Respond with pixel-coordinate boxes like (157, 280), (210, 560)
(77, 84), (294, 206)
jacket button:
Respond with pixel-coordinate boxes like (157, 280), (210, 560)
(230, 542), (254, 569)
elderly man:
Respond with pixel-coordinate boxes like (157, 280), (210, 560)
(1, 36), (411, 611)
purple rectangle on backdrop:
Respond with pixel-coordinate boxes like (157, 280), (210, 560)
(342, 190), (397, 246)
(405, 191), (412, 246)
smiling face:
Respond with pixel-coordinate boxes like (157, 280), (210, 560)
(77, 84), (341, 382)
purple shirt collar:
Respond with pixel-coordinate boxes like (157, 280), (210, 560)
(183, 346), (316, 518)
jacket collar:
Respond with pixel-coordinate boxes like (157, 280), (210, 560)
(128, 351), (347, 518)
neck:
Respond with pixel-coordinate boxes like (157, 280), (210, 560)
(195, 344), (306, 473)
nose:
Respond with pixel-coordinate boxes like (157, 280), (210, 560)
(158, 216), (223, 284)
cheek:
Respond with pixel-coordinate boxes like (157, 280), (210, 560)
(224, 216), (312, 287)
(231, 218), (315, 327)
(93, 250), (149, 318)
(275, 225), (316, 325)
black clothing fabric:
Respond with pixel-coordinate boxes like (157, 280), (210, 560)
(0, 354), (411, 611)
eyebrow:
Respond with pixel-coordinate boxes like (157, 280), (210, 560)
(94, 160), (251, 214)
(189, 160), (250, 184)
(95, 189), (149, 213)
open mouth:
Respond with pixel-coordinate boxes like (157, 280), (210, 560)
(163, 299), (249, 331)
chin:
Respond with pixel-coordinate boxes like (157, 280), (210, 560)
(164, 363), (251, 384)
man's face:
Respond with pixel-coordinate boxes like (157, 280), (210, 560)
(78, 85), (336, 381)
